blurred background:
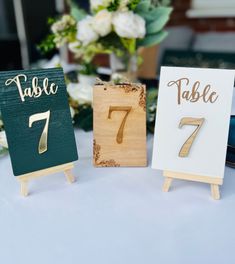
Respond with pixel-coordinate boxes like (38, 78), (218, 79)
(1, 0), (235, 73)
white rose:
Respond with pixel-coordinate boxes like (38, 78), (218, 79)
(67, 82), (93, 104)
(112, 11), (146, 39)
(0, 131), (8, 149)
(90, 0), (112, 11)
(77, 16), (99, 45)
(92, 10), (112, 37)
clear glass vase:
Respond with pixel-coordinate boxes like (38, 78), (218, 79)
(109, 53), (138, 82)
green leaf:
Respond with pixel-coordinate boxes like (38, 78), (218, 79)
(140, 6), (172, 22)
(137, 30), (168, 47)
(128, 0), (141, 10)
(74, 106), (93, 131)
(146, 7), (173, 34)
(0, 147), (8, 156)
(107, 0), (120, 12)
(70, 3), (87, 21)
(120, 38), (136, 54)
(38, 34), (56, 54)
(135, 0), (151, 13)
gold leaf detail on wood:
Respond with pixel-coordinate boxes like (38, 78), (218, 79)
(93, 140), (120, 167)
(139, 86), (146, 112)
(95, 81), (146, 111)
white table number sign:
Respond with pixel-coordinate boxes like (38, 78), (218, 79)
(152, 66), (235, 199)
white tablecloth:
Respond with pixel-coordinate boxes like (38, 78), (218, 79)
(0, 130), (234, 264)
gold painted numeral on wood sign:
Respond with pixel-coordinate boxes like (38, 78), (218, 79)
(108, 106), (132, 144)
(29, 110), (51, 154)
(179, 117), (205, 157)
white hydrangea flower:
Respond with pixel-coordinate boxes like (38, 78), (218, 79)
(77, 16), (99, 46)
(51, 15), (75, 34)
(92, 10), (112, 37)
(112, 11), (146, 39)
(67, 81), (93, 104)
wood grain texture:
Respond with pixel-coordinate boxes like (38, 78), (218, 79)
(162, 177), (173, 192)
(163, 170), (222, 200)
(17, 162), (75, 196)
(0, 68), (78, 176)
(178, 117), (205, 157)
(211, 184), (220, 200)
(93, 82), (147, 167)
(163, 170), (223, 185)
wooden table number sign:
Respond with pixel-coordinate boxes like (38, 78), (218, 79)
(152, 67), (235, 199)
(0, 68), (78, 196)
(93, 80), (147, 167)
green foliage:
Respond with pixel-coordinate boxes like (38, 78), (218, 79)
(79, 63), (97, 75)
(135, 0), (151, 13)
(38, 34), (56, 54)
(0, 147), (8, 156)
(70, 1), (87, 21)
(146, 7), (173, 34)
(107, 0), (120, 11)
(47, 17), (57, 25)
(138, 30), (168, 47)
(120, 38), (136, 54)
(73, 105), (93, 131)
(136, 3), (172, 48)
(99, 32), (125, 57)
(146, 87), (158, 133)
(38, 0), (172, 64)
(127, 0), (141, 10)
(80, 42), (113, 63)
(158, 0), (172, 6)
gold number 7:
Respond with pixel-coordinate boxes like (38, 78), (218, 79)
(29, 110), (51, 154)
(108, 106), (132, 144)
(179, 117), (205, 157)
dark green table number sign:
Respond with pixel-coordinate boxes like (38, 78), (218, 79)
(0, 68), (78, 195)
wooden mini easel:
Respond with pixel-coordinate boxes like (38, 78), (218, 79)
(17, 162), (75, 196)
(162, 170), (223, 200)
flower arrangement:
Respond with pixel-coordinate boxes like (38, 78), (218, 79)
(40, 0), (173, 66)
(38, 0), (172, 132)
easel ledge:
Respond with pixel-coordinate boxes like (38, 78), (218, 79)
(163, 170), (223, 200)
(17, 162), (75, 196)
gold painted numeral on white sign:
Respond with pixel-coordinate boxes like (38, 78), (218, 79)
(29, 110), (51, 154)
(179, 117), (205, 157)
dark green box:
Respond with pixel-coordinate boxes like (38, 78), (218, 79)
(0, 68), (78, 176)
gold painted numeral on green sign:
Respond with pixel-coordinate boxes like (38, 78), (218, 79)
(29, 110), (50, 154)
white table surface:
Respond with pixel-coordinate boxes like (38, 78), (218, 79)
(0, 130), (234, 264)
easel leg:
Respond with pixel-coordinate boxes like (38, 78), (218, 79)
(20, 180), (28, 197)
(163, 177), (173, 192)
(64, 169), (75, 184)
(211, 184), (220, 200)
